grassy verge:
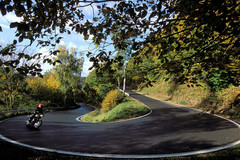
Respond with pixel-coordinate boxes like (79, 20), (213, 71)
(81, 96), (151, 123)
(138, 79), (240, 118)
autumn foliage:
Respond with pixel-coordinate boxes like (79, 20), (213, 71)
(101, 89), (124, 113)
(26, 72), (62, 106)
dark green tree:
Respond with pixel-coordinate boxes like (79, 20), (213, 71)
(83, 66), (116, 107)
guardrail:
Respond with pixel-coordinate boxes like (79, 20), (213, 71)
(0, 107), (64, 114)
(117, 87), (130, 96)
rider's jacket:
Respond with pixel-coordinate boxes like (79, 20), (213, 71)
(34, 107), (43, 114)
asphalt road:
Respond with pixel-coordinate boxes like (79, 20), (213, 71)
(1, 90), (240, 158)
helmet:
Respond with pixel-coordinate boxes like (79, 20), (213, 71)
(39, 104), (43, 108)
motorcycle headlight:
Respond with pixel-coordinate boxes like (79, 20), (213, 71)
(35, 114), (39, 117)
(40, 114), (44, 117)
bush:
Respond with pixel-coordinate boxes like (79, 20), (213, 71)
(81, 96), (151, 123)
(101, 89), (124, 113)
(83, 69), (116, 107)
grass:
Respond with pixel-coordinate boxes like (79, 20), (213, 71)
(81, 96), (151, 123)
(138, 79), (240, 117)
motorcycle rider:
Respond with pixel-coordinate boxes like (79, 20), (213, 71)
(36, 104), (43, 114)
(29, 104), (44, 121)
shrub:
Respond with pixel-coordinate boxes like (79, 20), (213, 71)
(101, 89), (124, 113)
(83, 69), (116, 107)
(81, 96), (151, 123)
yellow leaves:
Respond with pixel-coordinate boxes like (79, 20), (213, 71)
(26, 73), (61, 93)
(1, 75), (6, 80)
(101, 89), (122, 113)
(45, 74), (60, 92)
(199, 0), (206, 4)
(3, 90), (9, 94)
(26, 77), (43, 92)
(93, 86), (100, 95)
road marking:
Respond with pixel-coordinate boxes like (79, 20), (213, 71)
(1, 132), (240, 159)
(1, 90), (240, 158)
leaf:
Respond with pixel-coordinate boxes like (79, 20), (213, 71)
(6, 5), (13, 12)
(1, 8), (6, 16)
(13, 40), (17, 44)
(5, 67), (10, 73)
(10, 22), (18, 28)
(165, 78), (170, 81)
(54, 60), (62, 64)
(31, 72), (36, 76)
(51, 50), (60, 56)
(141, 10), (147, 18)
(19, 36), (23, 42)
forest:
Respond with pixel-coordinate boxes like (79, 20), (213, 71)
(0, 45), (84, 111)
(0, 0), (239, 117)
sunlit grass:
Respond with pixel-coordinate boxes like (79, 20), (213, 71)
(138, 80), (240, 117)
(81, 96), (151, 123)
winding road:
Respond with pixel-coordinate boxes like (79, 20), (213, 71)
(1, 90), (240, 159)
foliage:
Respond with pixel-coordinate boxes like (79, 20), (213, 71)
(138, 75), (240, 117)
(26, 72), (62, 106)
(0, 44), (83, 110)
(111, 51), (124, 88)
(101, 89), (123, 113)
(126, 50), (164, 90)
(0, 66), (25, 109)
(0, 0), (239, 91)
(1, 0), (239, 110)
(83, 67), (116, 107)
(0, 45), (42, 110)
(85, 0), (240, 92)
(54, 45), (84, 106)
(0, 44), (43, 77)
(81, 96), (150, 123)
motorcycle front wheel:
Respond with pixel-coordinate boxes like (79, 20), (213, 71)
(34, 120), (42, 129)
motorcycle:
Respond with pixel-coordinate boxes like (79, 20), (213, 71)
(26, 112), (44, 129)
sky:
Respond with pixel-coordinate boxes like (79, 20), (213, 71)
(0, 4), (107, 77)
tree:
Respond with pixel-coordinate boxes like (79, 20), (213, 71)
(87, 0), (240, 90)
(0, 66), (25, 109)
(1, 0), (239, 91)
(54, 45), (84, 106)
(111, 51), (124, 88)
(26, 72), (62, 105)
(0, 45), (41, 109)
(83, 66), (116, 107)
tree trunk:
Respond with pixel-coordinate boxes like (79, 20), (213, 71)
(72, 87), (76, 104)
(123, 51), (127, 94)
(64, 94), (67, 107)
(117, 76), (120, 88)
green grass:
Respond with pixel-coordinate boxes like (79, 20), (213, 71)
(81, 96), (151, 123)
